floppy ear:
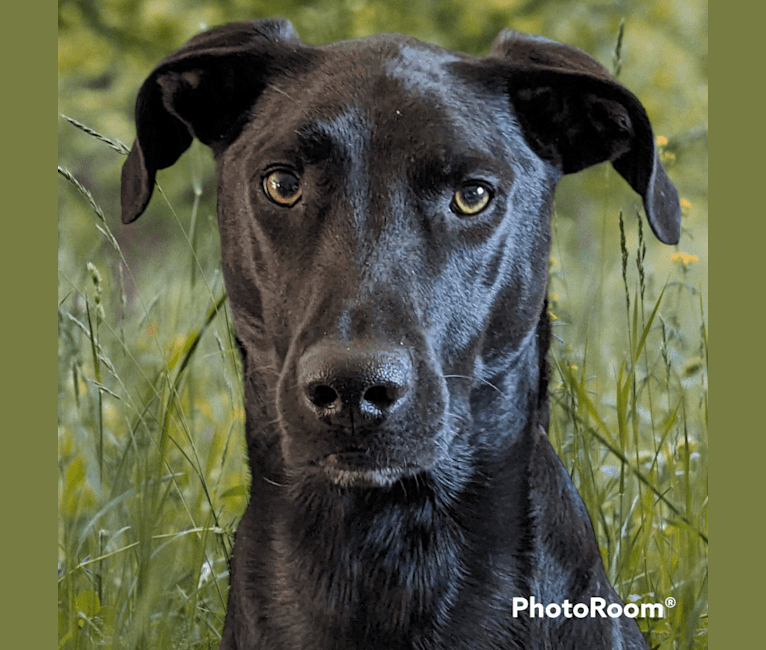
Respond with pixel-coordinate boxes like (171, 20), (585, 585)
(491, 29), (681, 245)
(121, 19), (311, 224)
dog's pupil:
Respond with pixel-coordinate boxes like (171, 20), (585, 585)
(453, 183), (490, 215)
(265, 171), (301, 205)
(274, 173), (297, 196)
(463, 185), (485, 205)
(275, 174), (297, 196)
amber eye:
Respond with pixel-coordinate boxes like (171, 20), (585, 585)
(263, 170), (302, 206)
(451, 183), (492, 216)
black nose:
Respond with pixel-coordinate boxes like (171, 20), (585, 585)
(297, 342), (413, 425)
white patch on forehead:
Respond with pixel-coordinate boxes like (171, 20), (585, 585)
(385, 43), (462, 93)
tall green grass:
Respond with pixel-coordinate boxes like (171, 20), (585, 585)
(58, 122), (707, 649)
(547, 205), (708, 648)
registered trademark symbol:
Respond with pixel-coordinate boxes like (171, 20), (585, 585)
(665, 596), (676, 608)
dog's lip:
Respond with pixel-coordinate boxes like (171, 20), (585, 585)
(317, 452), (414, 487)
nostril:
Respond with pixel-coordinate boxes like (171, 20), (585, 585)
(363, 384), (398, 410)
(309, 384), (340, 410)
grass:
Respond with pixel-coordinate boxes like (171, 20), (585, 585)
(58, 123), (707, 649)
(547, 207), (708, 648)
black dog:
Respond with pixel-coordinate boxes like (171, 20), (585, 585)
(121, 19), (680, 649)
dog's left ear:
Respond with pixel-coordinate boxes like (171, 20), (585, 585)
(121, 19), (312, 224)
(491, 29), (681, 245)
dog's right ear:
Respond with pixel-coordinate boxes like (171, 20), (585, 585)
(121, 19), (311, 224)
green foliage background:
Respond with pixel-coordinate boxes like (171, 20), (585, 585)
(58, 1), (707, 648)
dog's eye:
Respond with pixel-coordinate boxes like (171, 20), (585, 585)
(263, 170), (302, 206)
(451, 183), (492, 216)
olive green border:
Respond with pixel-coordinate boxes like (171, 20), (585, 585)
(715, 2), (750, 646)
(8, 3), (57, 649)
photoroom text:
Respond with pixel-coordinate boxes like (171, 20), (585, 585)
(511, 596), (672, 619)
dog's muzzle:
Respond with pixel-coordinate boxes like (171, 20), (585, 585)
(283, 340), (435, 487)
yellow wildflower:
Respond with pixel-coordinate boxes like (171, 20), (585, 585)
(672, 252), (699, 265)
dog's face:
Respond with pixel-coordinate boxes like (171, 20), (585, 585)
(215, 37), (557, 486)
(121, 20), (681, 489)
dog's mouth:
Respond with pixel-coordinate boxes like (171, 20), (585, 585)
(315, 452), (421, 488)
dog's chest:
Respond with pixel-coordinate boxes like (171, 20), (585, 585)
(259, 477), (533, 649)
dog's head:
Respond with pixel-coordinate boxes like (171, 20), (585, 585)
(122, 20), (680, 489)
